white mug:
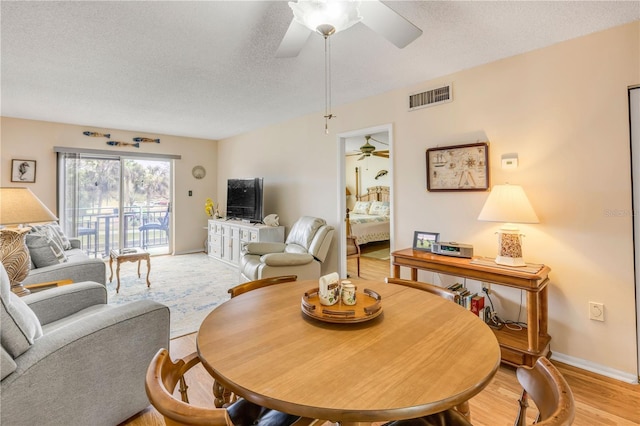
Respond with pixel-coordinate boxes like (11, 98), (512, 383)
(341, 281), (357, 305)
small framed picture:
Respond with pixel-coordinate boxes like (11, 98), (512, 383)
(413, 231), (440, 252)
(11, 159), (36, 183)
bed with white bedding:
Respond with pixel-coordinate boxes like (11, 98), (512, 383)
(347, 186), (390, 245)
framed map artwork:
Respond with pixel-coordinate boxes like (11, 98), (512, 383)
(426, 142), (489, 191)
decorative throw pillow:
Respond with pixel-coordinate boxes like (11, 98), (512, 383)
(26, 228), (68, 268)
(352, 201), (371, 215)
(0, 264), (43, 358)
(29, 223), (71, 250)
(369, 201), (391, 216)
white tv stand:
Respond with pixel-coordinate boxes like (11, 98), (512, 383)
(208, 219), (284, 267)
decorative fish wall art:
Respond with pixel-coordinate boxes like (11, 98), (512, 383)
(375, 169), (388, 180)
(133, 137), (160, 143)
(83, 131), (110, 138)
(107, 141), (140, 148)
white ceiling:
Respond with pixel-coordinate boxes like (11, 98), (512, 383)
(2, 1), (638, 141)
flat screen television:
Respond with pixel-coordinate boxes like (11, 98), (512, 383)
(226, 178), (264, 223)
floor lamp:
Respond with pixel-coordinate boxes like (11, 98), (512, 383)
(477, 184), (539, 267)
(0, 187), (58, 295)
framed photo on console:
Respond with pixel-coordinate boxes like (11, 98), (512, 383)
(11, 159), (36, 183)
(413, 231), (440, 252)
(426, 142), (489, 191)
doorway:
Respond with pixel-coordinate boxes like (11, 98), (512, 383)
(337, 124), (393, 279)
(629, 85), (640, 380)
(57, 152), (172, 257)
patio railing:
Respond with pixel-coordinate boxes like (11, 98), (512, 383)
(70, 205), (169, 257)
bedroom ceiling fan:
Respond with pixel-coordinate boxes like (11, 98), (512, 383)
(347, 135), (389, 161)
(276, 0), (423, 58)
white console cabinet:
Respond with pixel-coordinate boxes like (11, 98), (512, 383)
(208, 219), (284, 267)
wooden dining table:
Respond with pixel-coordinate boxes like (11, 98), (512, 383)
(196, 279), (501, 425)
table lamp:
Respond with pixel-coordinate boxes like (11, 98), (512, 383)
(477, 184), (539, 267)
(0, 187), (58, 295)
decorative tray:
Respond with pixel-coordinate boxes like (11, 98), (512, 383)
(301, 287), (383, 323)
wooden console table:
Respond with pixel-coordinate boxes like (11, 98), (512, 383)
(392, 248), (551, 367)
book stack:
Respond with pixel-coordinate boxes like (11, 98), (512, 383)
(447, 283), (485, 321)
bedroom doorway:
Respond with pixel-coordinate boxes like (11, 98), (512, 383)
(337, 124), (393, 279)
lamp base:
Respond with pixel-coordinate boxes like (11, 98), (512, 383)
(495, 255), (526, 267)
(494, 227), (527, 268)
(0, 228), (32, 296)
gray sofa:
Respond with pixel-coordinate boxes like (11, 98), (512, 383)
(1, 263), (170, 426)
(22, 235), (106, 287)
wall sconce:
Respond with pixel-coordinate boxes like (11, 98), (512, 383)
(477, 184), (539, 267)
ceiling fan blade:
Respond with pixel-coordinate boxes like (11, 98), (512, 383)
(369, 136), (389, 146)
(357, 155), (366, 161)
(359, 0), (423, 49)
(276, 19), (312, 58)
(373, 151), (390, 158)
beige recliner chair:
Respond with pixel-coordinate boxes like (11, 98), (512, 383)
(239, 216), (334, 282)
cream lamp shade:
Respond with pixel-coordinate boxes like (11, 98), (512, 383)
(0, 187), (58, 226)
(478, 184), (539, 267)
(0, 187), (58, 295)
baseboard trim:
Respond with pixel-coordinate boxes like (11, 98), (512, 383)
(551, 352), (638, 384)
(173, 249), (206, 255)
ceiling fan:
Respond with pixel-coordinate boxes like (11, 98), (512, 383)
(276, 0), (423, 58)
(347, 135), (389, 161)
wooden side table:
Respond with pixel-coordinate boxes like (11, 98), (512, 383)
(391, 248), (551, 367)
(109, 248), (151, 293)
(23, 279), (73, 293)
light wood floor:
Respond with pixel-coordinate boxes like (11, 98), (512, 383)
(122, 252), (640, 426)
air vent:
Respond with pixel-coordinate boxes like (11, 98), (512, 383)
(408, 84), (452, 111)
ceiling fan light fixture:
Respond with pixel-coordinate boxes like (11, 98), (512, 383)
(289, 0), (362, 35)
(359, 141), (376, 154)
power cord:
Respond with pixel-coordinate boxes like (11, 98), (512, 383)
(482, 287), (527, 331)
(482, 287), (505, 330)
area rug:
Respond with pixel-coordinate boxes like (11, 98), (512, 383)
(362, 247), (390, 260)
(107, 252), (239, 339)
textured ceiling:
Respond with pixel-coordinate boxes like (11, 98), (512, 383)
(2, 1), (638, 141)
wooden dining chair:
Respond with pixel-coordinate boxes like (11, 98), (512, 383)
(385, 277), (458, 303)
(145, 348), (306, 426)
(228, 275), (298, 298)
(514, 356), (575, 426)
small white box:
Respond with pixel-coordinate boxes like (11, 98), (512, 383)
(501, 158), (518, 169)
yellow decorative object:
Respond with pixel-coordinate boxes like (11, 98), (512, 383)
(205, 198), (215, 218)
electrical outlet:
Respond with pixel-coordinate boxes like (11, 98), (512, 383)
(482, 283), (491, 294)
(589, 302), (604, 322)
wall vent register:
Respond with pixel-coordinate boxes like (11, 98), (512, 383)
(409, 83), (452, 111)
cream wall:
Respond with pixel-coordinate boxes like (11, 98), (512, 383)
(0, 117), (218, 254)
(218, 22), (640, 379)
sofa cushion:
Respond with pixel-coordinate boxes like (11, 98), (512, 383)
(26, 228), (68, 268)
(1, 346), (17, 380)
(260, 253), (314, 266)
(0, 265), (43, 358)
(285, 216), (326, 249)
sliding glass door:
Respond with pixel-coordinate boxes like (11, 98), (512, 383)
(58, 152), (172, 257)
